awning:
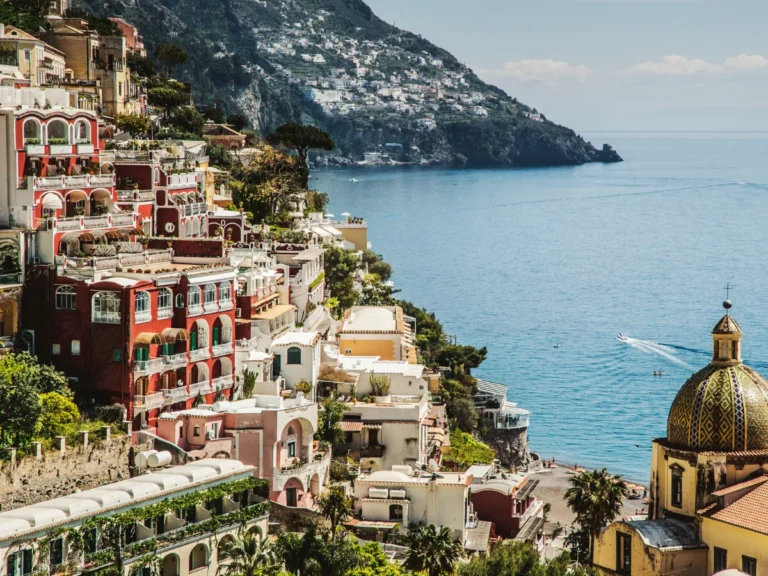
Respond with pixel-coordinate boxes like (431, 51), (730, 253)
(128, 227), (145, 235)
(514, 479), (539, 501)
(254, 304), (295, 321)
(41, 194), (63, 209)
(79, 232), (96, 242)
(322, 225), (343, 238)
(103, 230), (122, 240)
(362, 423), (382, 430)
(162, 328), (189, 343)
(135, 332), (166, 346)
(340, 421), (364, 432)
(311, 226), (331, 238)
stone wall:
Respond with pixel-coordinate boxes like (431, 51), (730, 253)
(0, 435), (132, 511)
(480, 426), (531, 471)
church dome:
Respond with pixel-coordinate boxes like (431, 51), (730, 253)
(667, 306), (768, 452)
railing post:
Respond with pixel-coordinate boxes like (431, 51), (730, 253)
(101, 425), (111, 442)
(32, 441), (42, 460)
(54, 436), (66, 457)
(78, 430), (89, 448)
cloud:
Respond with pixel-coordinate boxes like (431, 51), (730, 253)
(626, 55), (721, 76)
(724, 54), (768, 70)
(478, 59), (590, 83)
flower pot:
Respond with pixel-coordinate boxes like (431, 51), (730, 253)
(374, 395), (391, 404)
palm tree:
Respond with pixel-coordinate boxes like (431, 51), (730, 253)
(404, 525), (462, 576)
(565, 468), (627, 565)
(217, 529), (280, 576)
(316, 486), (353, 542)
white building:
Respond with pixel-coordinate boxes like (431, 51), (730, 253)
(271, 330), (321, 399)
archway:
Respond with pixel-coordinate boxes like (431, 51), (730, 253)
(23, 118), (41, 143)
(64, 190), (87, 217)
(190, 318), (208, 352)
(188, 543), (208, 571)
(191, 362), (209, 385)
(90, 188), (113, 216)
(160, 553), (180, 576)
(47, 119), (69, 143)
(192, 217), (201, 237)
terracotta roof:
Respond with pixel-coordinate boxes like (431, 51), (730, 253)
(340, 421), (363, 432)
(708, 482), (768, 535)
(711, 475), (768, 497)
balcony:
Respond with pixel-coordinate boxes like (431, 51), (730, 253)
(118, 189), (154, 202)
(111, 212), (135, 226)
(212, 374), (234, 390)
(158, 307), (173, 320)
(203, 301), (219, 314)
(134, 392), (164, 409)
(134, 358), (164, 375)
(212, 342), (234, 357)
(360, 445), (385, 458)
(188, 304), (203, 317)
(36, 212), (136, 233)
(273, 451), (331, 491)
(163, 352), (188, 369)
(190, 347), (210, 362)
(93, 310), (121, 324)
(25, 174), (116, 192)
(135, 310), (151, 324)
(77, 143), (94, 154)
(26, 143), (45, 155)
(90, 174), (116, 187)
(50, 144), (72, 155)
(83, 215), (109, 228)
(163, 386), (189, 403)
(218, 299), (234, 311)
(189, 381), (211, 397)
(182, 202), (208, 216)
(168, 172), (198, 188)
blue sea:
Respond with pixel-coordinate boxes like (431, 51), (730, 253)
(316, 132), (768, 483)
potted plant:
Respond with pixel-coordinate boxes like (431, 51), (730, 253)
(370, 374), (391, 404)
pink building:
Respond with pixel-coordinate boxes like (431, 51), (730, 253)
(156, 394), (330, 508)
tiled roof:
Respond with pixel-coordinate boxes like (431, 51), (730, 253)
(340, 421), (364, 432)
(711, 475), (768, 497)
(709, 482), (768, 535)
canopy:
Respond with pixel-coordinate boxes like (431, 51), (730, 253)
(41, 194), (63, 209)
(162, 328), (189, 343)
(135, 332), (166, 346)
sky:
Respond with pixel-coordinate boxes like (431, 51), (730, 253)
(364, 0), (768, 131)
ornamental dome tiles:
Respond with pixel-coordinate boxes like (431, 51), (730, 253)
(666, 306), (768, 452)
(667, 363), (768, 452)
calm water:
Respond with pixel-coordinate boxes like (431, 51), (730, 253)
(316, 132), (768, 483)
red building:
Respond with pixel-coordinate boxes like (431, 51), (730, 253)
(25, 246), (237, 430)
(470, 476), (542, 539)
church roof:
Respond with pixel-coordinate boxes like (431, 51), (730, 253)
(624, 519), (703, 550)
(708, 482), (768, 535)
(713, 314), (742, 334)
(667, 364), (768, 452)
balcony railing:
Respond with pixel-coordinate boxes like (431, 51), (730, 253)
(111, 212), (135, 226)
(190, 347), (210, 362)
(27, 173), (115, 191)
(93, 310), (121, 324)
(83, 215), (109, 228)
(182, 202), (208, 216)
(60, 249), (172, 272)
(188, 304), (203, 317)
(36, 212), (135, 232)
(163, 386), (189, 403)
(163, 352), (188, 369)
(134, 392), (164, 408)
(135, 310), (151, 324)
(189, 381), (211, 397)
(211, 342), (233, 357)
(360, 445), (385, 458)
(134, 358), (164, 375)
(168, 173), (198, 187)
(212, 374), (234, 390)
(158, 307), (173, 320)
(118, 189), (154, 202)
(0, 272), (22, 285)
(218, 299), (234, 311)
(203, 301), (219, 313)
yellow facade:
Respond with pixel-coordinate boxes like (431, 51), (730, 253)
(701, 518), (768, 576)
(337, 226), (368, 251)
(339, 338), (396, 360)
(594, 522), (707, 576)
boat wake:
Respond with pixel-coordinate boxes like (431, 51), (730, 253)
(618, 335), (694, 369)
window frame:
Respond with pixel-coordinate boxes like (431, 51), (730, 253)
(158, 288), (173, 316)
(134, 291), (151, 323)
(616, 532), (631, 576)
(71, 340), (80, 355)
(743, 556), (757, 576)
(287, 346), (302, 365)
(287, 440), (296, 458)
(218, 281), (231, 303)
(714, 548), (727, 573)
(92, 291), (121, 324)
(55, 285), (76, 310)
(671, 470), (683, 509)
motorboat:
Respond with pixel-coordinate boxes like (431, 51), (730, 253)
(554, 343), (561, 348)
(652, 370), (667, 376)
(618, 333), (628, 341)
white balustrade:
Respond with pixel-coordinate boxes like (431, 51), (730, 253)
(163, 387), (189, 402)
(188, 304), (203, 317)
(190, 347), (210, 362)
(158, 307), (173, 320)
(163, 352), (188, 368)
(211, 342), (233, 357)
(189, 381), (211, 396)
(111, 213), (135, 226)
(134, 392), (164, 407)
(218, 299), (234, 311)
(212, 375), (234, 390)
(134, 358), (164, 375)
(83, 215), (109, 228)
(135, 310), (152, 324)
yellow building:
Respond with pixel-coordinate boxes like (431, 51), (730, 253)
(0, 25), (66, 87)
(594, 302), (768, 576)
(333, 216), (368, 251)
(594, 519), (707, 576)
(0, 230), (24, 353)
(338, 305), (417, 362)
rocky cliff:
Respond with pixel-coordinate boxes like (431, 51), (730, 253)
(480, 427), (532, 471)
(80, 0), (621, 167)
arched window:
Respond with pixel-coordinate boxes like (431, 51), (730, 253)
(175, 293), (185, 308)
(158, 288), (172, 318)
(203, 283), (217, 307)
(237, 278), (247, 296)
(135, 291), (150, 323)
(188, 544), (207, 571)
(188, 286), (202, 313)
(75, 120), (90, 143)
(47, 119), (68, 144)
(55, 285), (76, 310)
(218, 282), (231, 304)
(92, 292), (121, 324)
(23, 119), (40, 143)
(287, 346), (302, 365)
(389, 504), (403, 521)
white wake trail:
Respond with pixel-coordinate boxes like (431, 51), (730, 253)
(620, 336), (694, 369)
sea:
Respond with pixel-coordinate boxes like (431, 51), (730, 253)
(315, 132), (768, 483)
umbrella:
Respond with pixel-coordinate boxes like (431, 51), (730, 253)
(341, 212), (351, 216)
(325, 213), (335, 218)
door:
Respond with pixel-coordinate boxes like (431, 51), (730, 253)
(190, 331), (197, 351)
(273, 354), (281, 378)
(368, 429), (378, 446)
(213, 327), (220, 346)
(286, 487), (297, 507)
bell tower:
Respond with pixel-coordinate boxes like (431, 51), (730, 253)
(711, 300), (742, 367)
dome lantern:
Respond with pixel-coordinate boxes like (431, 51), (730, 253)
(711, 300), (742, 368)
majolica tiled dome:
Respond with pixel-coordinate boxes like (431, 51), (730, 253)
(667, 309), (768, 452)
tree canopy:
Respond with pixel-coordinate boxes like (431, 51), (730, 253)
(266, 123), (335, 162)
(116, 113), (152, 138)
(156, 43), (188, 76)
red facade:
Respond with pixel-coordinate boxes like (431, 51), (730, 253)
(471, 480), (538, 539)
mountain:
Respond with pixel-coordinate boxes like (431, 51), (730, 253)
(77, 0), (622, 167)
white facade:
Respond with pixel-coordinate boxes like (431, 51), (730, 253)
(271, 330), (320, 399)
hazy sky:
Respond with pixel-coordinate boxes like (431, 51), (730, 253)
(364, 0), (768, 131)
